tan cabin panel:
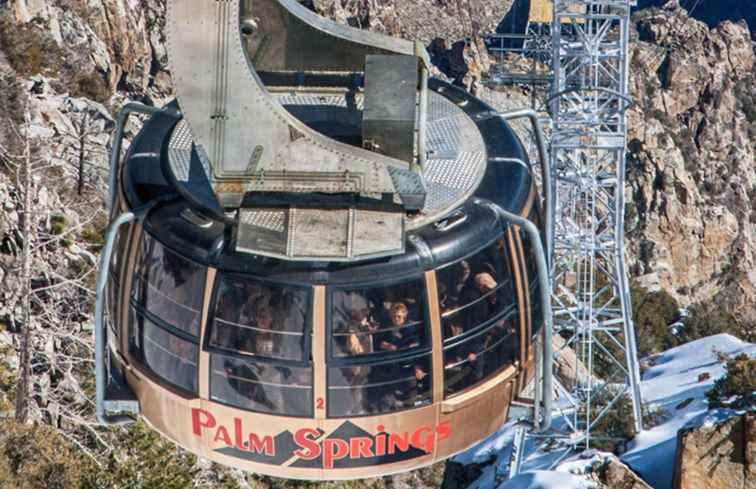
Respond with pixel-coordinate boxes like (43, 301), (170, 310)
(313, 286), (327, 420)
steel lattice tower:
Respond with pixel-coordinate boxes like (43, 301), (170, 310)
(547, 0), (643, 448)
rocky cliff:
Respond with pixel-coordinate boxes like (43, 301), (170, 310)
(0, 0), (754, 487)
(307, 0), (512, 93)
(311, 2), (756, 329)
(673, 412), (756, 489)
(625, 4), (756, 325)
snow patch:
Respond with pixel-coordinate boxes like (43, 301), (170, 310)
(458, 334), (755, 489)
(621, 334), (755, 489)
(498, 470), (597, 489)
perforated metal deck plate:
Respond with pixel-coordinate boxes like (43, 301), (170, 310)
(236, 206), (404, 261)
(168, 88), (487, 260)
(268, 89), (486, 230)
(168, 119), (212, 182)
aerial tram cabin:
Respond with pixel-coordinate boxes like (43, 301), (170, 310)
(95, 0), (552, 480)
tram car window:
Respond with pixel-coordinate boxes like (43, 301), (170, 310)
(131, 233), (206, 337)
(209, 275), (309, 362)
(128, 233), (205, 393)
(437, 235), (520, 397)
(128, 308), (199, 393)
(105, 224), (129, 342)
(210, 355), (313, 417)
(327, 354), (432, 417)
(207, 275), (314, 417)
(442, 308), (519, 397)
(328, 279), (432, 416)
(330, 279), (429, 358)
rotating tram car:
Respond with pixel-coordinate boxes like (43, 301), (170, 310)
(95, 0), (552, 480)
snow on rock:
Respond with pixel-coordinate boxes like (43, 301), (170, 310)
(457, 334), (755, 489)
(499, 470), (597, 489)
(621, 334), (756, 489)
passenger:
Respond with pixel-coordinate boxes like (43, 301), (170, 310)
(443, 316), (479, 372)
(481, 261), (498, 279)
(378, 303), (420, 352)
(339, 293), (376, 413)
(212, 294), (240, 351)
(442, 297), (486, 394)
(456, 260), (472, 296)
(342, 293), (377, 356)
(374, 302), (428, 409)
(484, 238), (507, 275)
(239, 286), (262, 327)
(476, 272), (500, 308)
(442, 303), (465, 338)
(438, 282), (451, 311)
(476, 272), (497, 294)
(481, 316), (517, 376)
(245, 306), (276, 358)
(276, 291), (306, 361)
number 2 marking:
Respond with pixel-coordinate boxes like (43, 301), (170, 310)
(316, 397), (325, 409)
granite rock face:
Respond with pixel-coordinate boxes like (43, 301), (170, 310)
(307, 0), (513, 93)
(8, 0), (172, 103)
(625, 4), (756, 321)
(673, 412), (756, 489)
(307, 2), (756, 325)
(594, 455), (654, 489)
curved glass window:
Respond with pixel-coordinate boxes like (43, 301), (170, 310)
(131, 233), (206, 337)
(209, 275), (309, 362)
(106, 225), (130, 341)
(210, 354), (312, 416)
(437, 236), (520, 397)
(128, 308), (198, 393)
(328, 353), (432, 417)
(523, 208), (545, 336)
(330, 279), (428, 358)
(443, 308), (518, 397)
(436, 237), (513, 333)
(327, 278), (431, 416)
(206, 275), (313, 416)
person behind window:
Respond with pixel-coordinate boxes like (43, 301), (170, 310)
(442, 307), (480, 392)
(248, 306), (276, 357)
(337, 293), (375, 414)
(222, 304), (285, 411)
(274, 290), (305, 361)
(465, 272), (499, 327)
(343, 294), (376, 356)
(375, 302), (427, 410)
(456, 260), (472, 297)
(214, 293), (241, 351)
(438, 281), (451, 311)
(481, 314), (517, 376)
(475, 272), (498, 299)
(443, 316), (478, 366)
(378, 303), (420, 351)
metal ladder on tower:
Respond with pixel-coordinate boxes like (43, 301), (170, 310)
(507, 0), (644, 476)
(548, 0), (643, 451)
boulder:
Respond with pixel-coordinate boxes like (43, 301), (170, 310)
(595, 455), (654, 489)
(673, 412), (756, 489)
